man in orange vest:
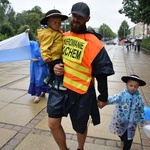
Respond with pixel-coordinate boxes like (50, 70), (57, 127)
(47, 2), (115, 150)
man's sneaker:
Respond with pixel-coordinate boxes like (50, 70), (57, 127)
(54, 80), (67, 91)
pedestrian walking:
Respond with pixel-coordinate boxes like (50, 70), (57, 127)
(137, 40), (141, 52)
(28, 40), (50, 103)
(47, 2), (114, 150)
(134, 41), (137, 51)
(104, 74), (146, 150)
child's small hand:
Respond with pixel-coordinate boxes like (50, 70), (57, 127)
(97, 101), (107, 109)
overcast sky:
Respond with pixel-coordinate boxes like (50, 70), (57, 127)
(9, 0), (136, 33)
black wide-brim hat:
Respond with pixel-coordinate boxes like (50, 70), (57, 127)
(121, 74), (146, 86)
(40, 9), (68, 25)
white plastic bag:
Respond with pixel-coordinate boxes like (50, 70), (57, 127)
(143, 124), (150, 138)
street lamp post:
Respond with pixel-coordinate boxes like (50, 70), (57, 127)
(123, 27), (126, 39)
(122, 24), (127, 50)
(61, 20), (70, 32)
(143, 24), (145, 38)
(103, 25), (106, 41)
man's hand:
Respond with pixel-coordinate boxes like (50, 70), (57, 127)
(54, 63), (64, 76)
(97, 101), (107, 109)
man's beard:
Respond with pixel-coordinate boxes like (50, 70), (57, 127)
(71, 21), (86, 33)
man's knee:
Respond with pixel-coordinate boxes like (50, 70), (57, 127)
(48, 118), (61, 130)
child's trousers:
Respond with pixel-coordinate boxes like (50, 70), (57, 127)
(119, 130), (133, 150)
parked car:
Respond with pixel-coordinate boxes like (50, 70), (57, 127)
(106, 40), (116, 45)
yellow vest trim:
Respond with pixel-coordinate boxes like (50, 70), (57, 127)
(64, 65), (91, 82)
(63, 76), (87, 92)
(63, 58), (90, 74)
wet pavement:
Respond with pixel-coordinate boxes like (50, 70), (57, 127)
(0, 44), (150, 150)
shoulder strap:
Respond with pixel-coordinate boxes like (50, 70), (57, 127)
(86, 28), (102, 40)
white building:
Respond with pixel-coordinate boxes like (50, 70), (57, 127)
(130, 23), (150, 39)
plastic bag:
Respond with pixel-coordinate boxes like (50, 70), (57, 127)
(144, 106), (150, 121)
(143, 124), (150, 138)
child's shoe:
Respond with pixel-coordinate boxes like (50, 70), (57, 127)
(44, 76), (50, 84)
(54, 80), (67, 91)
(40, 92), (45, 97)
(48, 81), (53, 88)
(33, 96), (40, 103)
(58, 83), (67, 91)
(44, 76), (53, 87)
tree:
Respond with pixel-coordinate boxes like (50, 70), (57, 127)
(0, 21), (14, 39)
(0, 0), (11, 25)
(118, 20), (130, 40)
(17, 25), (35, 40)
(15, 6), (43, 35)
(98, 24), (116, 40)
(119, 0), (150, 24)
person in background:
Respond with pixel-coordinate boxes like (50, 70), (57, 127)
(126, 42), (130, 51)
(134, 40), (137, 51)
(27, 30), (50, 103)
(38, 9), (68, 90)
(48, 2), (114, 150)
(99, 75), (146, 150)
(137, 40), (141, 52)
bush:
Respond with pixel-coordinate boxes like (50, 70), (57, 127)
(0, 22), (14, 37)
(141, 37), (150, 50)
(0, 33), (9, 41)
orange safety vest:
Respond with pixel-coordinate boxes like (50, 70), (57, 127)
(62, 31), (104, 94)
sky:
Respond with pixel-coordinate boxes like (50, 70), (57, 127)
(9, 0), (136, 34)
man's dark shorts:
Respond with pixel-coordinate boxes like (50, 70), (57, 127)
(47, 84), (100, 134)
(47, 87), (68, 118)
(68, 84), (100, 134)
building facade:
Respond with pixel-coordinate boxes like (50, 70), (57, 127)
(130, 23), (150, 39)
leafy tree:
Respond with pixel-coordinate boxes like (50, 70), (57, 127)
(17, 25), (35, 40)
(0, 33), (8, 41)
(0, 1), (45, 39)
(119, 0), (150, 24)
(29, 6), (43, 15)
(118, 20), (130, 40)
(0, 0), (11, 25)
(15, 8), (42, 36)
(98, 24), (116, 40)
(0, 22), (14, 37)
(6, 7), (18, 31)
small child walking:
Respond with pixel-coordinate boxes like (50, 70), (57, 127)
(107, 74), (146, 150)
(37, 9), (68, 90)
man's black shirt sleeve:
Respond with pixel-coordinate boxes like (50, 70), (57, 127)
(92, 47), (115, 102)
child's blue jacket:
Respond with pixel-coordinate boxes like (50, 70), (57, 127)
(108, 87), (145, 140)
